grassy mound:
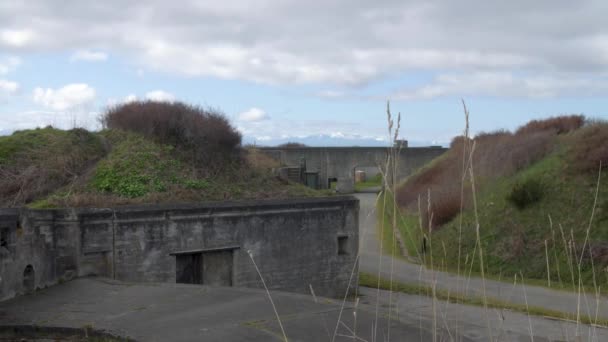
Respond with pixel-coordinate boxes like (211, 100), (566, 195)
(1, 102), (330, 208)
(0, 127), (106, 207)
(392, 117), (608, 289)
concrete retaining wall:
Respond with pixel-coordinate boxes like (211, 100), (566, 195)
(261, 146), (447, 189)
(0, 196), (358, 301)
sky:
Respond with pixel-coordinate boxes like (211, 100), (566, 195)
(1, 1), (608, 146)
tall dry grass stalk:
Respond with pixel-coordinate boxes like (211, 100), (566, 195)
(249, 101), (606, 342)
(247, 250), (289, 342)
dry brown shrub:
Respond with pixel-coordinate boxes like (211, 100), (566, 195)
(397, 120), (562, 230)
(245, 148), (280, 170)
(277, 142), (307, 148)
(515, 115), (584, 135)
(0, 128), (106, 207)
(421, 190), (464, 231)
(102, 101), (242, 168)
(568, 121), (608, 172)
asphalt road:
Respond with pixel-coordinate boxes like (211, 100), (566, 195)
(355, 191), (608, 341)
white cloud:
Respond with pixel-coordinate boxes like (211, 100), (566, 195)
(317, 90), (345, 99)
(0, 79), (19, 94)
(0, 29), (35, 47)
(0, 56), (21, 75)
(107, 94), (138, 106)
(1, 1), (608, 87)
(70, 50), (108, 62)
(145, 90), (175, 102)
(238, 107), (268, 122)
(392, 72), (608, 100)
(124, 94), (137, 102)
(33, 83), (96, 111)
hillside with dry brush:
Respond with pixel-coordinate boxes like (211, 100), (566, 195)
(0, 101), (327, 208)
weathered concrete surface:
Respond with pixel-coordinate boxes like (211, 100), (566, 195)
(261, 146), (447, 189)
(0, 277), (445, 342)
(361, 286), (608, 342)
(2, 277), (596, 341)
(356, 192), (608, 340)
(0, 196), (359, 301)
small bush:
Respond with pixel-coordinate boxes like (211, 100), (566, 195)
(101, 101), (242, 173)
(277, 142), (307, 148)
(507, 178), (544, 210)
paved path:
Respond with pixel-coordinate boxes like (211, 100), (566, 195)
(0, 277), (447, 342)
(4, 277), (601, 342)
(356, 192), (608, 340)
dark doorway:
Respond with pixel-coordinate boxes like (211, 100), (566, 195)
(176, 254), (202, 284)
(328, 177), (338, 190)
(23, 265), (35, 294)
(175, 250), (233, 286)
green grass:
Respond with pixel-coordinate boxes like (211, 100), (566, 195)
(91, 130), (187, 198)
(383, 140), (608, 291)
(430, 151), (608, 289)
(376, 193), (420, 260)
(7, 128), (332, 207)
(0, 126), (104, 165)
(355, 174), (383, 191)
(359, 272), (608, 327)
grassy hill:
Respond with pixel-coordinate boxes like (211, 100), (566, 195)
(0, 102), (328, 208)
(391, 116), (608, 289)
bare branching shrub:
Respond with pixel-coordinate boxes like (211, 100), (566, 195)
(397, 117), (568, 229)
(422, 191), (464, 230)
(515, 115), (584, 135)
(102, 101), (242, 172)
(0, 128), (106, 207)
(567, 121), (608, 172)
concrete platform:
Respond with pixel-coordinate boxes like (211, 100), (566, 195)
(0, 277), (445, 342)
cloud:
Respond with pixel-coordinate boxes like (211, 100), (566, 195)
(0, 79), (19, 93)
(107, 94), (138, 106)
(0, 29), (35, 47)
(392, 72), (608, 100)
(70, 50), (108, 62)
(145, 90), (175, 102)
(1, 1), (608, 86)
(33, 83), (96, 111)
(0, 56), (21, 75)
(317, 90), (345, 99)
(238, 107), (268, 122)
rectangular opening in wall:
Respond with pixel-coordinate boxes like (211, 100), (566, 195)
(175, 253), (203, 284)
(171, 246), (238, 286)
(0, 227), (8, 248)
(337, 235), (349, 255)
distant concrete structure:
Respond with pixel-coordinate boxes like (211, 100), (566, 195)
(261, 145), (447, 190)
(0, 196), (358, 301)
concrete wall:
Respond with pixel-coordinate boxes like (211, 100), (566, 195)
(0, 196), (359, 301)
(261, 146), (447, 189)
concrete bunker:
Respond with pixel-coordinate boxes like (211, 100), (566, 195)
(261, 145), (447, 192)
(1, 196), (359, 301)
